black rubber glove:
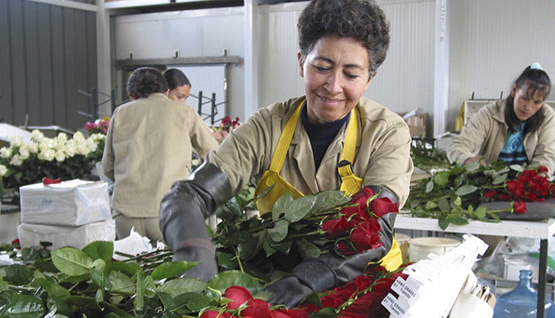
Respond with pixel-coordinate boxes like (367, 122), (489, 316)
(265, 258), (336, 308)
(159, 162), (231, 281)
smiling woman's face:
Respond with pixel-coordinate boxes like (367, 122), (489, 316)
(299, 35), (374, 124)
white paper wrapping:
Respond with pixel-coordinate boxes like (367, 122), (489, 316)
(17, 219), (116, 250)
(19, 179), (111, 226)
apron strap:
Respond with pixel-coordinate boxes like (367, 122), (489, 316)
(268, 103), (304, 173)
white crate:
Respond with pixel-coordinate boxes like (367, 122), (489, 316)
(18, 219), (115, 250)
(19, 179), (111, 226)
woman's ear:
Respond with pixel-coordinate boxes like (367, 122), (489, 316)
(297, 51), (304, 77)
(165, 89), (170, 96)
(510, 84), (517, 97)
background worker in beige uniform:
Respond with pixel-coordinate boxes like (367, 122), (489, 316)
(448, 64), (554, 173)
(102, 67), (218, 242)
(160, 0), (413, 307)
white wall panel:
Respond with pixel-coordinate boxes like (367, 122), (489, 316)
(448, 0), (555, 131)
(370, 0), (436, 116)
(258, 2), (306, 108)
(113, 8), (245, 118)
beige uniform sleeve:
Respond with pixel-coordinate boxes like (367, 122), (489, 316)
(187, 109), (219, 158)
(360, 120), (413, 208)
(529, 105), (555, 174)
(101, 110), (117, 181)
(447, 107), (492, 165)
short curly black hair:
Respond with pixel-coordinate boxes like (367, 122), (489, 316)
(298, 0), (390, 77)
(126, 67), (168, 100)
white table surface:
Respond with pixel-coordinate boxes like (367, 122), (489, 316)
(395, 213), (555, 239)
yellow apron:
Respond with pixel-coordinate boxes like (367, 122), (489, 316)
(254, 103), (402, 271)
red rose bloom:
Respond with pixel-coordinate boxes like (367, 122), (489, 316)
(369, 197), (399, 218)
(483, 189), (497, 200)
(351, 187), (375, 205)
(538, 165), (548, 173)
(335, 240), (359, 256)
(350, 219), (382, 252)
(506, 180), (526, 198)
(241, 299), (272, 318)
(513, 201), (527, 214)
(270, 308), (310, 318)
(201, 310), (232, 318)
(223, 286), (252, 310)
(321, 217), (350, 239)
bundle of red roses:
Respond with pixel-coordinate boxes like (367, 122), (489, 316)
(214, 188), (399, 280)
(408, 162), (555, 229)
(200, 265), (407, 318)
(483, 165), (554, 214)
(321, 187), (399, 256)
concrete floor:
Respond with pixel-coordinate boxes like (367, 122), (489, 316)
(0, 211), (20, 244)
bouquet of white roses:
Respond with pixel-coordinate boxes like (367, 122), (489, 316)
(0, 130), (105, 197)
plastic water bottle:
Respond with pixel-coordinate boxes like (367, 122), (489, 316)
(493, 270), (555, 318)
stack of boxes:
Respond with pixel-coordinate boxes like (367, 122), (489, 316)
(18, 179), (115, 249)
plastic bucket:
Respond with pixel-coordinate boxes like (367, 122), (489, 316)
(408, 237), (461, 262)
(394, 233), (411, 264)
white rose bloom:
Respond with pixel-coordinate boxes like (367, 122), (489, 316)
(18, 145), (30, 160)
(57, 133), (67, 142)
(77, 144), (91, 156)
(73, 131), (85, 142)
(91, 133), (106, 142)
(10, 154), (23, 166)
(28, 143), (39, 154)
(86, 139), (97, 152)
(0, 164), (7, 177)
(0, 147), (12, 159)
(38, 149), (55, 161)
(31, 130), (45, 142)
(55, 150), (66, 162)
(39, 139), (54, 152)
(10, 135), (23, 147)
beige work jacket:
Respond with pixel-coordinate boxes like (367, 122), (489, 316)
(448, 99), (555, 174)
(208, 96), (413, 207)
(102, 93), (219, 218)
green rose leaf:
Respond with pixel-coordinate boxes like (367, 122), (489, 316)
(473, 206), (487, 219)
(108, 271), (135, 295)
(151, 262), (200, 281)
(284, 195), (317, 222)
(208, 270), (262, 292)
(268, 219), (289, 242)
(296, 238), (321, 259)
(174, 292), (210, 312)
(33, 277), (70, 301)
(433, 171), (450, 187)
(2, 294), (44, 318)
(4, 264), (33, 286)
(424, 201), (438, 210)
(312, 190), (351, 213)
(216, 252), (238, 270)
(448, 214), (469, 226)
(425, 180), (434, 193)
(455, 185), (477, 196)
(438, 217), (450, 230)
(107, 261), (141, 277)
(51, 247), (93, 276)
(492, 174), (507, 185)
(438, 199), (451, 212)
(156, 277), (207, 299)
(272, 192), (294, 221)
(83, 241), (114, 263)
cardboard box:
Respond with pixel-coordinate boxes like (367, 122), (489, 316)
(19, 179), (111, 226)
(18, 219), (115, 250)
(400, 111), (428, 138)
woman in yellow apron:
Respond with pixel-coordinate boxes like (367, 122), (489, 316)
(160, 0), (413, 308)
